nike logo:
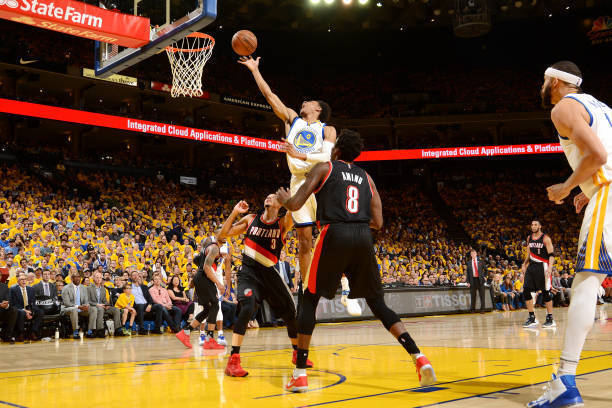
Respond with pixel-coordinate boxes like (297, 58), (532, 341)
(19, 58), (38, 65)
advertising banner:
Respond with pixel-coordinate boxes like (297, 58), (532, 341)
(0, 98), (565, 160)
(0, 0), (150, 48)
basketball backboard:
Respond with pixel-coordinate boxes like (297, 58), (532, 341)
(94, 0), (217, 78)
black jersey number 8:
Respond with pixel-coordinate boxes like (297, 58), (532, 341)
(346, 185), (359, 214)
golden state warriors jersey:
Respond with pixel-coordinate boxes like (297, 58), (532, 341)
(286, 117), (325, 176)
(559, 93), (612, 198)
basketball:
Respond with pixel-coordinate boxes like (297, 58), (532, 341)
(232, 30), (257, 56)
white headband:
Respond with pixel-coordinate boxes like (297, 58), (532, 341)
(544, 67), (582, 87)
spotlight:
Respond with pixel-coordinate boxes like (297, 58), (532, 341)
(324, 0), (334, 4)
(342, 0), (352, 4)
(310, 0), (321, 4)
(358, 0), (368, 4)
(376, 2), (382, 7)
(433, 9), (441, 16)
(514, 1), (522, 7)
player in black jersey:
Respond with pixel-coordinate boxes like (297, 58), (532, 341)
(277, 129), (436, 393)
(217, 194), (312, 377)
(521, 220), (556, 328)
(175, 237), (229, 350)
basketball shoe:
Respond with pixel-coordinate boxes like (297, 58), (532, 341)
(542, 315), (556, 328)
(225, 354), (248, 377)
(217, 333), (227, 346)
(175, 329), (192, 349)
(415, 355), (437, 386)
(523, 315), (539, 328)
(203, 337), (225, 350)
(285, 370), (308, 393)
(198, 332), (206, 346)
(527, 374), (584, 407)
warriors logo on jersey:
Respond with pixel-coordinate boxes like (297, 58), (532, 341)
(293, 128), (317, 153)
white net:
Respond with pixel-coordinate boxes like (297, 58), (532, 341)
(165, 33), (215, 98)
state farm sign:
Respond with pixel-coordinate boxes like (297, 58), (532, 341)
(0, 0), (150, 48)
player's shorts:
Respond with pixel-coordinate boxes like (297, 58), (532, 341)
(304, 222), (384, 300)
(237, 261), (296, 318)
(290, 174), (317, 227)
(193, 270), (218, 307)
(576, 184), (612, 276)
(524, 262), (550, 292)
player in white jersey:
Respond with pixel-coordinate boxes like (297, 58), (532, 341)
(239, 56), (337, 295)
(528, 61), (612, 408)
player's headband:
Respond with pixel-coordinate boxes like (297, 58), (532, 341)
(544, 67), (582, 87)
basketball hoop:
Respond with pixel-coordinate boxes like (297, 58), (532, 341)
(165, 33), (215, 98)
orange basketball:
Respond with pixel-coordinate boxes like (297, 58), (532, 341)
(232, 30), (257, 56)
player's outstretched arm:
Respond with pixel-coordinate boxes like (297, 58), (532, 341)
(276, 162), (329, 211)
(238, 56), (298, 124)
(367, 174), (383, 230)
(217, 200), (254, 241)
(280, 211), (294, 241)
(546, 99), (607, 204)
(223, 250), (232, 293)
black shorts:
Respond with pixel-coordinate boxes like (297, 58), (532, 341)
(193, 270), (218, 306)
(237, 262), (296, 318)
(304, 223), (383, 300)
(524, 262), (549, 292)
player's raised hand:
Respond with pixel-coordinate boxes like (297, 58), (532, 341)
(233, 200), (249, 214)
(573, 192), (589, 214)
(279, 138), (304, 159)
(276, 187), (291, 206)
(546, 183), (571, 205)
(238, 55), (260, 71)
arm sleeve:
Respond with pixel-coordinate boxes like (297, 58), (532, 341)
(305, 140), (334, 163)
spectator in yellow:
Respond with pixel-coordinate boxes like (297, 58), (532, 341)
(115, 283), (136, 335)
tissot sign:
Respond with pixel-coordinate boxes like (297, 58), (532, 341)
(0, 0), (149, 48)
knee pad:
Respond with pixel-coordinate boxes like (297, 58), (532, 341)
(207, 302), (220, 324)
(523, 290), (533, 301)
(366, 297), (401, 331)
(195, 304), (210, 323)
(282, 312), (298, 339)
(297, 290), (320, 336)
(233, 297), (256, 336)
(542, 290), (552, 303)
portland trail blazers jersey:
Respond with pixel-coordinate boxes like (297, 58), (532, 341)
(528, 233), (550, 264)
(194, 241), (223, 273)
(315, 161), (372, 226)
(243, 212), (284, 268)
(286, 117), (325, 176)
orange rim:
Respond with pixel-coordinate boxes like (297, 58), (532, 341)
(166, 32), (215, 53)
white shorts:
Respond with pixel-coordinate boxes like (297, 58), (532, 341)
(290, 174), (317, 227)
(576, 184), (612, 276)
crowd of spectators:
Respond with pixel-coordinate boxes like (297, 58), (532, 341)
(439, 168), (581, 278)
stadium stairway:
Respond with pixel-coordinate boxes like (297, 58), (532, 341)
(425, 186), (474, 247)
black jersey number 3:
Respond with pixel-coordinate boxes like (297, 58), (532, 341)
(346, 185), (359, 214)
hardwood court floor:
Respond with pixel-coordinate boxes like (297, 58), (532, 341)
(0, 305), (610, 408)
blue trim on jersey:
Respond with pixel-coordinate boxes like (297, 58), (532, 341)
(294, 221), (316, 228)
(576, 268), (612, 276)
(558, 133), (570, 141)
(564, 95), (594, 127)
(290, 116), (300, 128)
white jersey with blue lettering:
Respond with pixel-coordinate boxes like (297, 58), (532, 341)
(558, 93), (612, 199)
(285, 117), (325, 176)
